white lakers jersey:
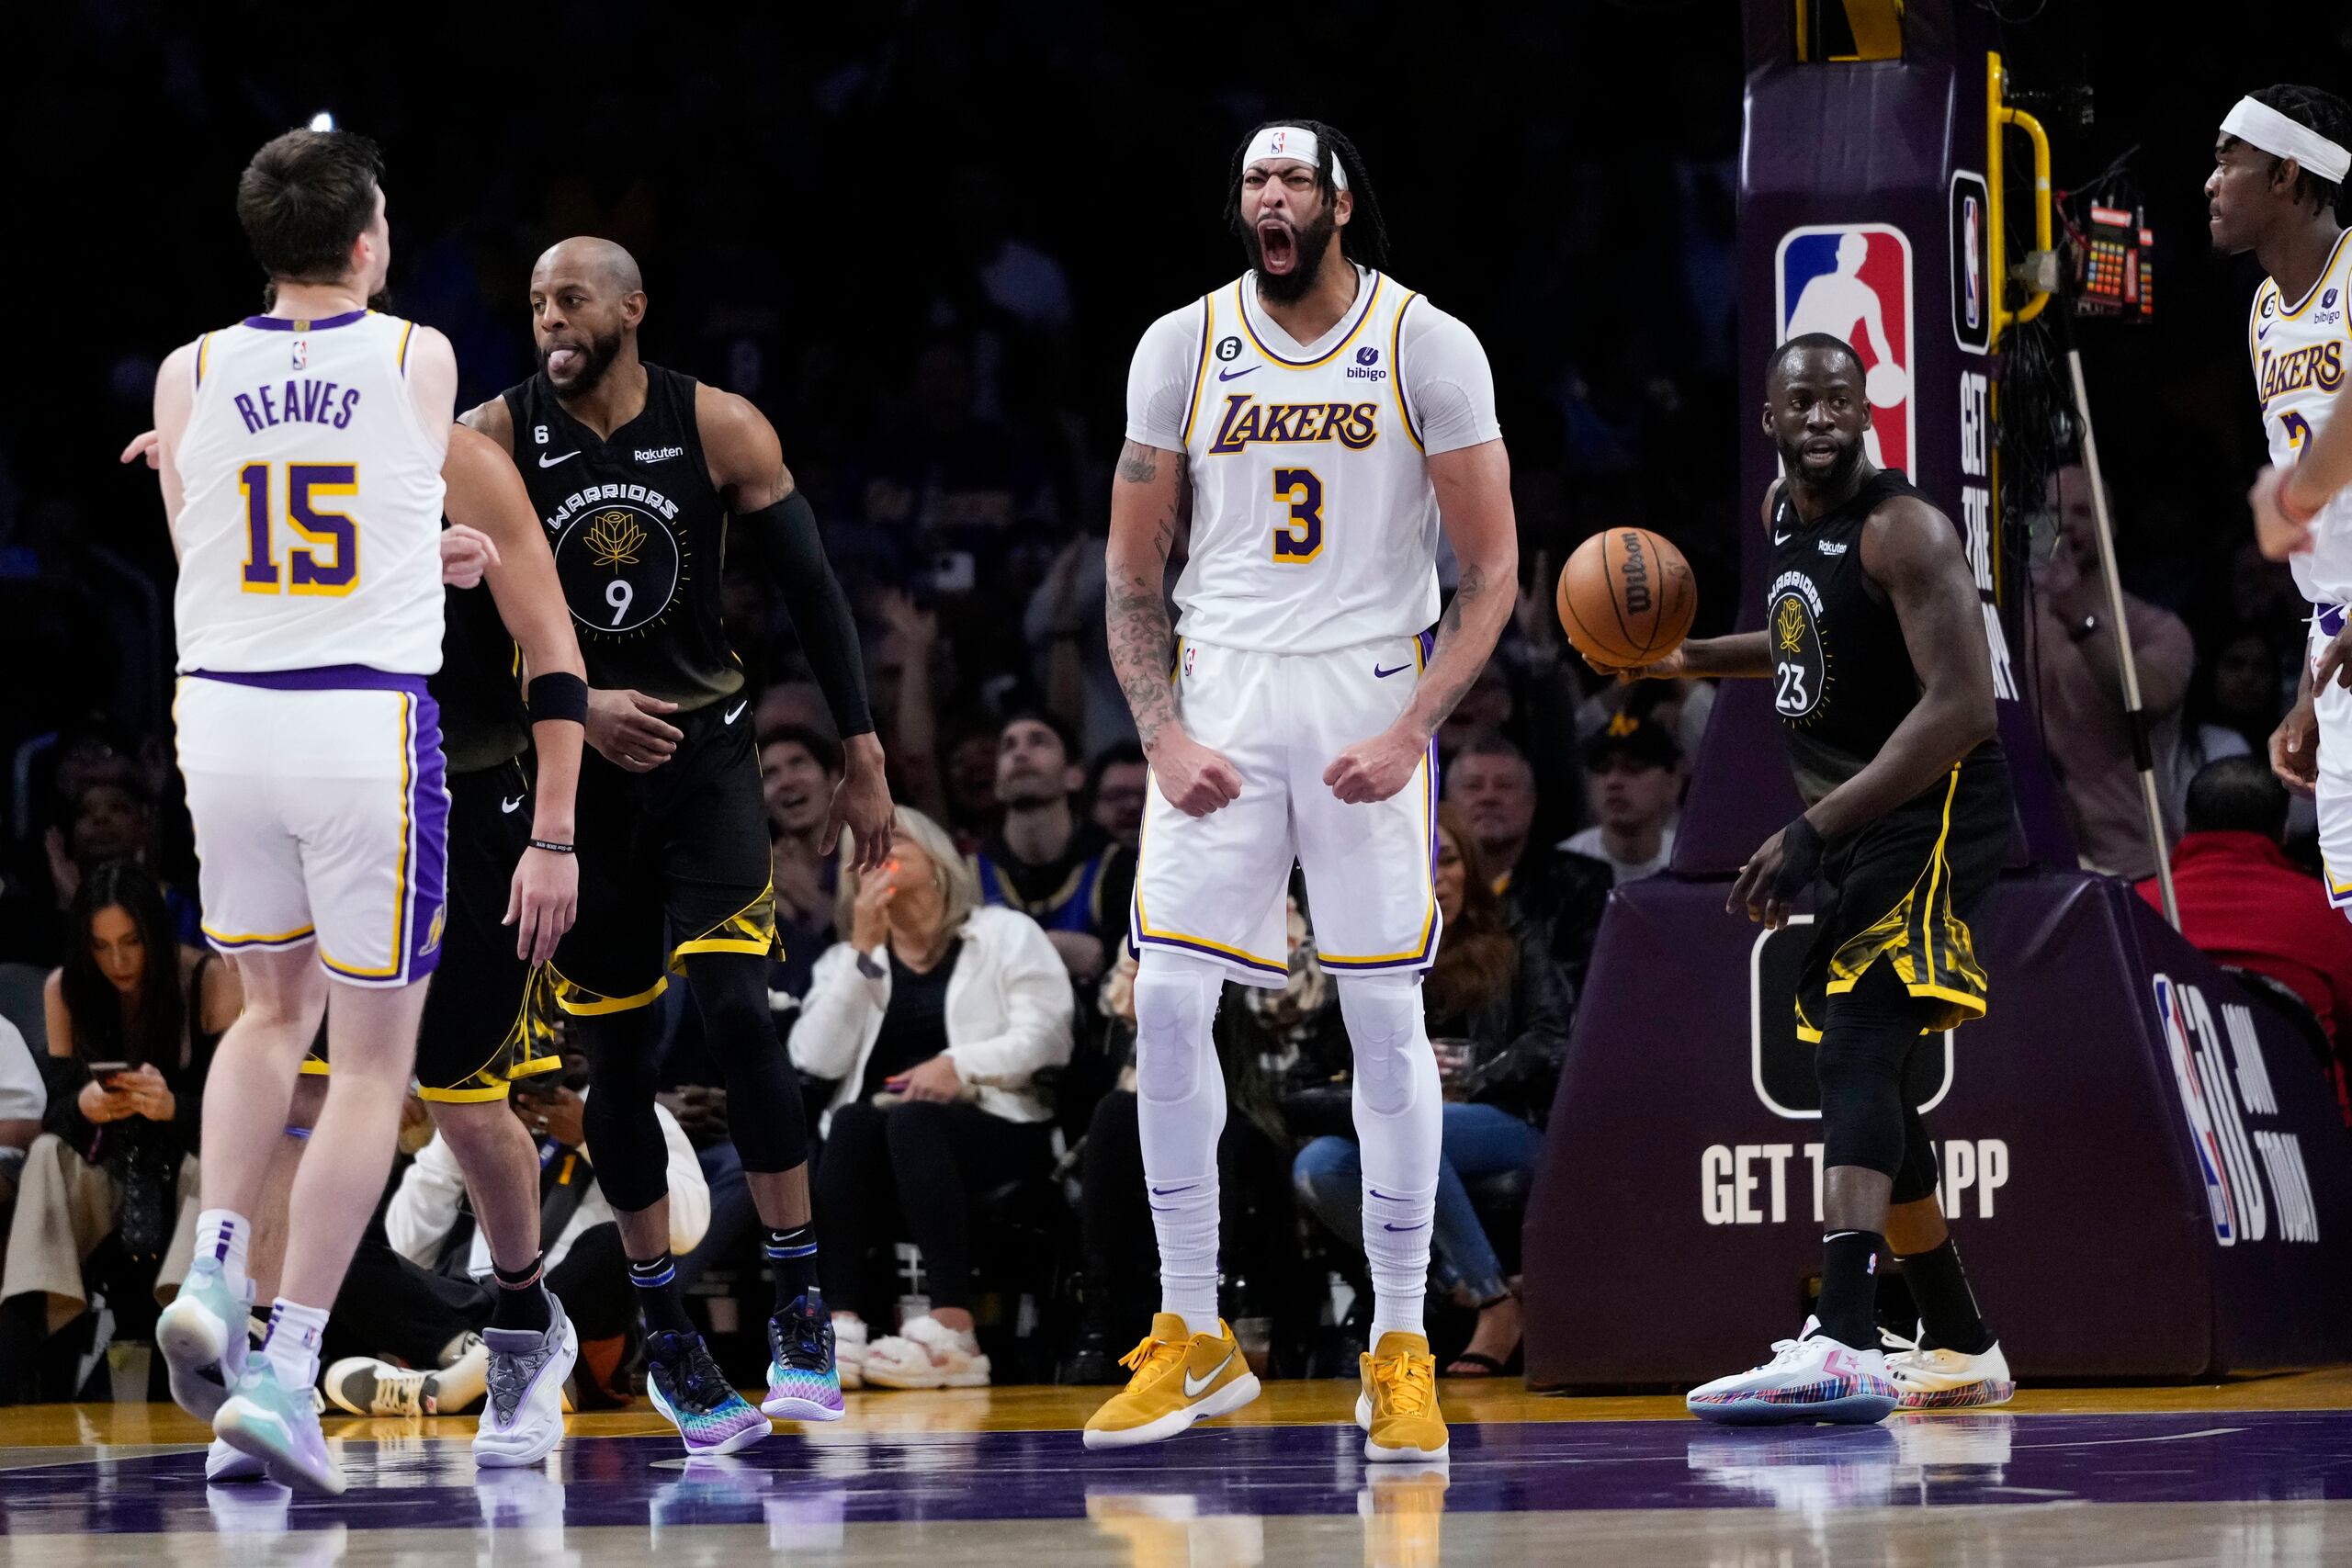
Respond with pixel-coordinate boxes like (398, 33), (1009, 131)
(174, 310), (446, 675)
(1125, 267), (1500, 654)
(2250, 230), (2352, 606)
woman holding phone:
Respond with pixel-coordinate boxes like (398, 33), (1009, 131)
(2, 859), (240, 1384)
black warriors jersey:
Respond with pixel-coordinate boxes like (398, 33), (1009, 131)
(502, 365), (741, 710)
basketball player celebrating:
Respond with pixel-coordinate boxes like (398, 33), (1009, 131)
(1089, 121), (1517, 1461)
(2212, 85), (2352, 914)
(1626, 335), (2015, 1424)
(463, 237), (891, 1455)
(147, 129), (570, 1493)
(125, 418), (592, 1477)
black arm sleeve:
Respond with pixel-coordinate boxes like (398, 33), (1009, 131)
(736, 491), (875, 737)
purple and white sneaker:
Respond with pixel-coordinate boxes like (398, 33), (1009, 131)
(645, 1329), (770, 1456)
(215, 1359), (345, 1494)
(474, 1292), (580, 1468)
(762, 1292), (845, 1422)
(1686, 1316), (1898, 1427)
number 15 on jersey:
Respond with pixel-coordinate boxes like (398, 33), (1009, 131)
(239, 460), (359, 596)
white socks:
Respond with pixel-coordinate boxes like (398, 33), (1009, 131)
(262, 1298), (330, 1390)
(1338, 975), (1442, 1346)
(193, 1208), (252, 1297)
(1132, 953), (1227, 1337)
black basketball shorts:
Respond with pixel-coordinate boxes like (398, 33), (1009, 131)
(549, 696), (776, 1017)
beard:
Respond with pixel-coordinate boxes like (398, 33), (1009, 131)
(1245, 204), (1341, 305)
(539, 326), (625, 397)
(1778, 432), (1865, 493)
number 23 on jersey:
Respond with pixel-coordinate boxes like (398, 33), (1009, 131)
(239, 460), (359, 596)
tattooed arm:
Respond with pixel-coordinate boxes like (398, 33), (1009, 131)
(1105, 439), (1241, 817)
(1325, 437), (1520, 803)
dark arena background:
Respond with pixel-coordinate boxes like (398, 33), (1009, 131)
(5, 3), (2352, 1564)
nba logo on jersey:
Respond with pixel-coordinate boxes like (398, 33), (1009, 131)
(1775, 223), (1915, 476)
(290, 336), (308, 371)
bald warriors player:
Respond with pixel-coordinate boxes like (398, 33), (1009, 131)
(1089, 121), (1517, 1461)
(464, 237), (890, 1455)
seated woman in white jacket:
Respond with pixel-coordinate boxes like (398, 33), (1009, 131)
(793, 807), (1074, 1389)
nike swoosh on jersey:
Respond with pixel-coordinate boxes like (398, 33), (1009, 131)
(538, 451), (581, 468)
(723, 700), (748, 725)
(1183, 1348), (1237, 1397)
(1217, 366), (1259, 381)
(2258, 322), (2275, 342)
(1373, 663), (1410, 679)
(1773, 532), (1792, 546)
(501, 795), (525, 814)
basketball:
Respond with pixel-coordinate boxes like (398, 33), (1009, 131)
(1555, 527), (1697, 669)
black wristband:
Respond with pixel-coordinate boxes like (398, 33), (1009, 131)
(1770, 815), (1826, 902)
(526, 671), (589, 726)
(528, 839), (576, 855)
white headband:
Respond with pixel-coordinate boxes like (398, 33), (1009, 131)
(2222, 96), (2350, 184)
(1244, 125), (1348, 190)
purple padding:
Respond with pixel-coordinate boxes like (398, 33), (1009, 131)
(187, 665), (430, 696)
(1524, 870), (2352, 1387)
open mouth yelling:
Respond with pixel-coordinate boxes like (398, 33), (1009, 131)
(1801, 438), (1841, 468)
(1258, 220), (1298, 276)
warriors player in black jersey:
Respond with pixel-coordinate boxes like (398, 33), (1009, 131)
(463, 237), (889, 1455)
(1606, 334), (2016, 1424)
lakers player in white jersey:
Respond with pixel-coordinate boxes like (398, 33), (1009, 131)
(1088, 120), (1517, 1461)
(2211, 85), (2352, 917)
(145, 129), (562, 1493)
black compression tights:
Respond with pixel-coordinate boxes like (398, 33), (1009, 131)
(1815, 960), (1943, 1201)
(574, 951), (809, 1214)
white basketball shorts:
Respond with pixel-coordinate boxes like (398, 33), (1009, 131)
(2314, 610), (2352, 920)
(175, 669), (451, 987)
(1130, 632), (1441, 987)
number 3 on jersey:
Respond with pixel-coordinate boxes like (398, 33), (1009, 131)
(240, 461), (358, 596)
(1272, 468), (1323, 563)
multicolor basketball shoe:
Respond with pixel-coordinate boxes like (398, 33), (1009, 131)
(214, 1358), (345, 1494)
(1881, 1325), (2016, 1410)
(157, 1258), (252, 1422)
(1685, 1316), (1899, 1426)
(644, 1329), (770, 1456)
(1082, 1314), (1261, 1450)
(761, 1291), (846, 1422)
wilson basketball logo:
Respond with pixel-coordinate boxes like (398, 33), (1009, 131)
(1617, 531), (1653, 614)
(1776, 223), (1915, 478)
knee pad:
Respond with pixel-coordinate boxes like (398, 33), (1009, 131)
(1337, 975), (1430, 1117)
(1132, 954), (1223, 1105)
(1814, 1024), (1909, 1178)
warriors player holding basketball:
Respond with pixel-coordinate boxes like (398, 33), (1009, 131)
(1613, 335), (2015, 1424)
(1088, 120), (1517, 1461)
(464, 238), (890, 1454)
(2215, 85), (2352, 915)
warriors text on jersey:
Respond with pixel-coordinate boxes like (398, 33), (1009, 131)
(174, 310), (446, 675)
(1125, 266), (1501, 652)
(502, 365), (741, 709)
(2249, 229), (2352, 607)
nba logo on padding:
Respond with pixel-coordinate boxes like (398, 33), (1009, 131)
(1776, 224), (1914, 478)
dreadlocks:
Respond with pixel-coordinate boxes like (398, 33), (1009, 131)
(1225, 118), (1391, 273)
(2246, 84), (2352, 221)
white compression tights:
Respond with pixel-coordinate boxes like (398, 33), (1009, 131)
(1340, 973), (1442, 1346)
(1131, 952), (1228, 1336)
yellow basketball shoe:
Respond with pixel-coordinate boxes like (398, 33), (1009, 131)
(1356, 1332), (1450, 1461)
(1081, 1314), (1261, 1450)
